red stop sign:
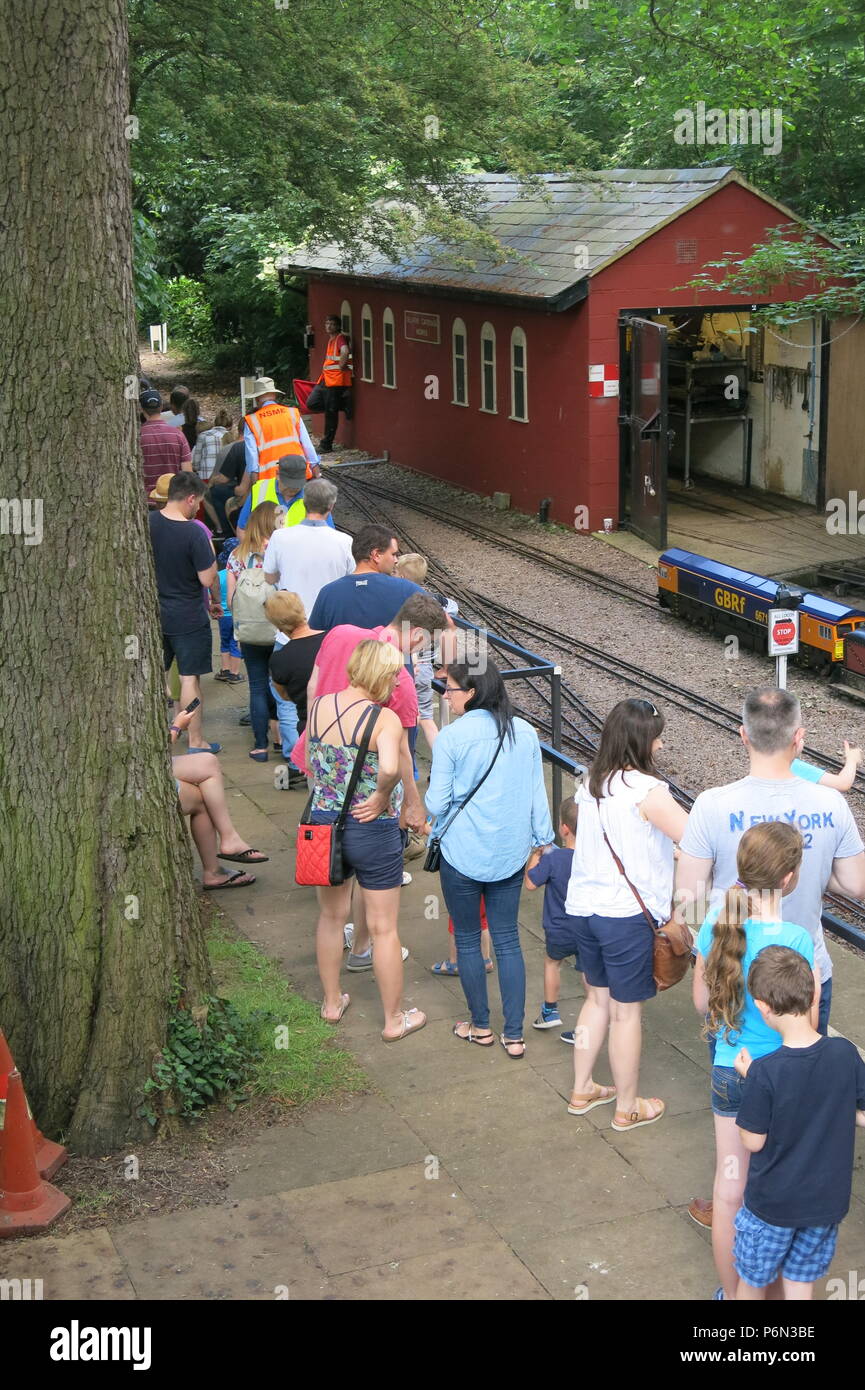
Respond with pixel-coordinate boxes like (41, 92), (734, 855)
(772, 620), (796, 646)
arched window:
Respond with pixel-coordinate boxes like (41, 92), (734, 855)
(383, 308), (396, 388)
(340, 299), (352, 343)
(361, 304), (374, 382)
(510, 327), (528, 422)
(452, 318), (468, 406)
(480, 322), (496, 413)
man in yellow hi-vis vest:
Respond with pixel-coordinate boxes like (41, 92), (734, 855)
(235, 376), (320, 513)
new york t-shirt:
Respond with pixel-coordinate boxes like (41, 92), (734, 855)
(680, 776), (863, 981)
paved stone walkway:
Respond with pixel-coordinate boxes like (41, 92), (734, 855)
(6, 679), (865, 1300)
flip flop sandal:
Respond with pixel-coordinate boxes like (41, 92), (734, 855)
(567, 1084), (617, 1115)
(187, 743), (222, 754)
(321, 993), (350, 1024)
(452, 1022), (495, 1046)
(218, 849), (270, 864)
(205, 869), (256, 890)
(611, 1098), (666, 1132)
(249, 750), (269, 762)
(500, 1035), (526, 1059)
(382, 1008), (427, 1043)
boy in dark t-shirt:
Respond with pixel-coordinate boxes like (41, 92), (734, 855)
(734, 945), (865, 1300)
(525, 797), (581, 1036)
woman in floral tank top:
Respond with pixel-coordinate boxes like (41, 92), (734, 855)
(306, 640), (426, 1044)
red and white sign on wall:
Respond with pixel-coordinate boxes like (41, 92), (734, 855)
(588, 364), (619, 398)
(404, 310), (441, 344)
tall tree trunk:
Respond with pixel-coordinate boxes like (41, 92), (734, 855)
(0, 0), (211, 1152)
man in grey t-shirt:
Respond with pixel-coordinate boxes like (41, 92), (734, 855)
(677, 687), (865, 1034)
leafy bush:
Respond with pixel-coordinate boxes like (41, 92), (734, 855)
(139, 983), (265, 1125)
(164, 276), (217, 356)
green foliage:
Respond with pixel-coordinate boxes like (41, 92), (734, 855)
(139, 981), (263, 1125)
(132, 210), (168, 324)
(164, 275), (217, 355)
(685, 216), (865, 323)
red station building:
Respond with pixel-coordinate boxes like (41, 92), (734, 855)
(280, 168), (828, 547)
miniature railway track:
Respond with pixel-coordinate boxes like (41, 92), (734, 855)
(335, 471), (865, 948)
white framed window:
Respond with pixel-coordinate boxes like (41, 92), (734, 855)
(480, 322), (496, 413)
(383, 308), (396, 388)
(340, 299), (352, 343)
(361, 304), (374, 382)
(510, 326), (528, 422)
(452, 318), (468, 406)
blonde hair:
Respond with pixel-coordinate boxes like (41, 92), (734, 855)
(346, 639), (402, 704)
(236, 501), (280, 564)
(264, 591), (306, 634)
(704, 822), (803, 1042)
(395, 552), (428, 585)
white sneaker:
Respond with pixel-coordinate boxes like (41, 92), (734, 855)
(343, 923), (354, 951)
(402, 871), (413, 886)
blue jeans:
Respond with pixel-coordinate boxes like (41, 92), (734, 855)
(818, 975), (832, 1035)
(439, 859), (525, 1039)
(270, 679), (299, 757)
(239, 642), (276, 748)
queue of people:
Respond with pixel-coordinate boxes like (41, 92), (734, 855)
(142, 372), (865, 1302)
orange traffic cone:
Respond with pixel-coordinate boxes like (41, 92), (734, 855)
(0, 1070), (70, 1237)
(0, 1030), (67, 1179)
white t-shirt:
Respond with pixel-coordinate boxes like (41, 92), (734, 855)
(566, 771), (674, 923)
(264, 521), (353, 648)
(680, 775), (863, 982)
(161, 410), (185, 427)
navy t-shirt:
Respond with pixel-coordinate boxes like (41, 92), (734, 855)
(737, 1036), (865, 1227)
(148, 510), (214, 634)
(527, 847), (575, 949)
(309, 574), (423, 631)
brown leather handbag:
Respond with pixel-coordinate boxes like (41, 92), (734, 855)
(596, 805), (693, 992)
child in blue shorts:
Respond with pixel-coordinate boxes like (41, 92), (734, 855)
(214, 542), (243, 683)
(525, 797), (581, 1039)
(733, 944), (865, 1300)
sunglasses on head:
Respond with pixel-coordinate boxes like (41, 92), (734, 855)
(635, 699), (659, 717)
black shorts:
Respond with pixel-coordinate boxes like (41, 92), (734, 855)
(163, 623), (213, 677)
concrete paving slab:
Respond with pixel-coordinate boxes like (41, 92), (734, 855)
(223, 1095), (426, 1199)
(816, 1194), (865, 1300)
(0, 1227), (135, 1301)
(395, 1068), (566, 1157)
(323, 1238), (550, 1300)
(516, 1206), (717, 1300)
(530, 1031), (711, 1126)
(348, 1016), (503, 1095)
(601, 1110), (715, 1209)
(112, 1194), (327, 1300)
(446, 1133), (667, 1246)
(286, 1161), (492, 1276)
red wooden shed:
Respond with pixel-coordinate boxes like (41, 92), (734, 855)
(279, 168), (826, 547)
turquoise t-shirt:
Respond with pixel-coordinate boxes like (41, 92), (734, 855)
(695, 914), (815, 1067)
(790, 757), (824, 785)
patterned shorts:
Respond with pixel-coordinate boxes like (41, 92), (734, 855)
(734, 1204), (838, 1287)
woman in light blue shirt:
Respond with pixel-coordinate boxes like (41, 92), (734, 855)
(426, 661), (555, 1057)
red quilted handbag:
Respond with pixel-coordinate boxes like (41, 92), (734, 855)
(295, 706), (380, 887)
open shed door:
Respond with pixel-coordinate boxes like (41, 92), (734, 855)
(625, 317), (669, 549)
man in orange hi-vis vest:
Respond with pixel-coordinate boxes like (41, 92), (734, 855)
(318, 313), (354, 454)
(235, 377), (321, 511)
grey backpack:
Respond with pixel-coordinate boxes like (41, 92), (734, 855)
(230, 554), (277, 644)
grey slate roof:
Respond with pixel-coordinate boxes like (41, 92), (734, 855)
(277, 167), (777, 309)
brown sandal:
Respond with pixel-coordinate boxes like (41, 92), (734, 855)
(610, 1097), (665, 1131)
(567, 1084), (617, 1115)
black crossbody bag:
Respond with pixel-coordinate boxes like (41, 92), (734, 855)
(424, 728), (507, 873)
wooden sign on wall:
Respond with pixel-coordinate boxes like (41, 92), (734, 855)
(404, 310), (441, 344)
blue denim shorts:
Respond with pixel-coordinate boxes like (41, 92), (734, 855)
(710, 1064), (746, 1117)
(573, 912), (656, 1002)
(310, 810), (405, 890)
(734, 1205), (838, 1287)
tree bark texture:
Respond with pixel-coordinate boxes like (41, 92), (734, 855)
(0, 1), (211, 1152)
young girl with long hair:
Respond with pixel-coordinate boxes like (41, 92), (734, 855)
(693, 820), (820, 1301)
(226, 501), (282, 759)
